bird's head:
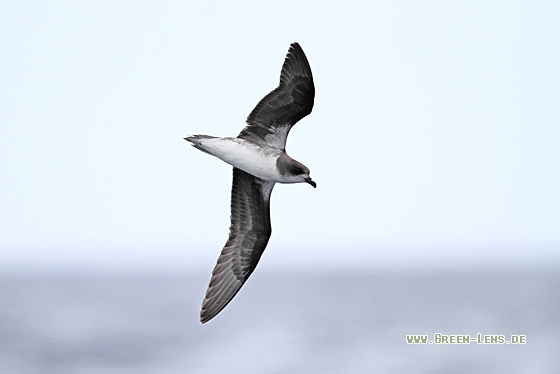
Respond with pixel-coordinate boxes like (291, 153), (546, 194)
(276, 153), (316, 187)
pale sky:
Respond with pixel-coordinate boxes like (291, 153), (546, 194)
(1, 1), (559, 271)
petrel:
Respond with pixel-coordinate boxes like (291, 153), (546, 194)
(185, 42), (315, 323)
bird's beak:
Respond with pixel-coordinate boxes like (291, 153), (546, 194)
(305, 177), (317, 188)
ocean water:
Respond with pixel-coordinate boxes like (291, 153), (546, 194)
(1, 267), (559, 373)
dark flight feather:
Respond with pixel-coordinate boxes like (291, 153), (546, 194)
(237, 42), (315, 151)
(200, 168), (275, 323)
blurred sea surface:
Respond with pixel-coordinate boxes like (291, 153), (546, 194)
(1, 266), (559, 373)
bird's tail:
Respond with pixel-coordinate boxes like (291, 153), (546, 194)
(184, 134), (217, 155)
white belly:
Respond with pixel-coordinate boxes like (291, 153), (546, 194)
(195, 137), (284, 181)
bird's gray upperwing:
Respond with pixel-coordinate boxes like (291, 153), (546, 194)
(237, 42), (315, 151)
(200, 168), (275, 323)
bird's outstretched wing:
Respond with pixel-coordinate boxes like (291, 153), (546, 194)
(200, 168), (275, 323)
(237, 42), (315, 151)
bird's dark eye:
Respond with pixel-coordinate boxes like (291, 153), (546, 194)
(290, 166), (304, 175)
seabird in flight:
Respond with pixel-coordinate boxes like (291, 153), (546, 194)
(185, 42), (316, 323)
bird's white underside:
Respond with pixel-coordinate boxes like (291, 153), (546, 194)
(193, 137), (297, 183)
